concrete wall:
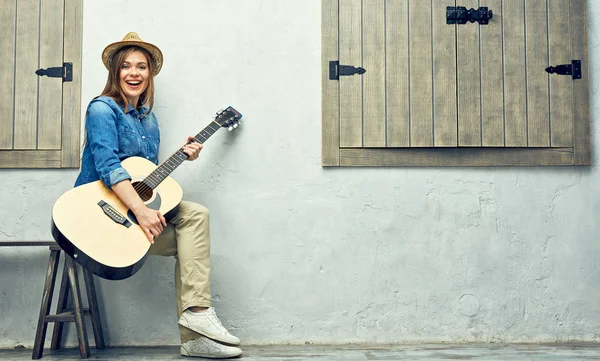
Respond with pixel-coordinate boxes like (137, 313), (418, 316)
(1, 0), (599, 348)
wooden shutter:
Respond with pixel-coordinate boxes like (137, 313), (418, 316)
(322, 0), (590, 166)
(0, 0), (82, 168)
(337, 0), (457, 148)
(461, 0), (575, 148)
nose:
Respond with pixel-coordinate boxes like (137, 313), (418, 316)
(129, 66), (140, 77)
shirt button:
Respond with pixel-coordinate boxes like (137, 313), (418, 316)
(142, 136), (146, 140)
(146, 156), (150, 159)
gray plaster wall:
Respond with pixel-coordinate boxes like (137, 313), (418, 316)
(1, 0), (599, 348)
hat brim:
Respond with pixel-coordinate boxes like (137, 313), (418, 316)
(102, 40), (163, 76)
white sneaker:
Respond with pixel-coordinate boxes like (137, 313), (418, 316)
(179, 307), (241, 346)
(180, 336), (242, 359)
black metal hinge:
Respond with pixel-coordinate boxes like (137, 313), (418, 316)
(447, 6), (493, 25)
(545, 60), (582, 80)
(329, 60), (366, 81)
(35, 62), (73, 82)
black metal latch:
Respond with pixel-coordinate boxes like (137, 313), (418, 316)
(545, 60), (581, 80)
(447, 6), (493, 25)
(329, 60), (366, 81)
(35, 62), (72, 82)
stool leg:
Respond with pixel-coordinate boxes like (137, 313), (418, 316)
(65, 256), (90, 359)
(32, 250), (61, 360)
(50, 262), (69, 350)
(83, 269), (105, 349)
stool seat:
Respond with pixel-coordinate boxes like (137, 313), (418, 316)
(32, 244), (105, 359)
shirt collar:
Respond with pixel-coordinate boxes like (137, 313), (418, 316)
(125, 104), (148, 116)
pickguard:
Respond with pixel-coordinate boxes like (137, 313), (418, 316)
(127, 192), (162, 225)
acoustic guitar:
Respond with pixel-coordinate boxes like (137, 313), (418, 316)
(51, 106), (242, 280)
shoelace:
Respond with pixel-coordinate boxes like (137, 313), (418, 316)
(208, 309), (225, 327)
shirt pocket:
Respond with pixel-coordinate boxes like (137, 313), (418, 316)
(144, 117), (160, 159)
(117, 125), (143, 157)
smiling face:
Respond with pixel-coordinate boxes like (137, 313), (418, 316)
(119, 50), (149, 107)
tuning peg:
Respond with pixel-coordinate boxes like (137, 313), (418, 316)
(233, 123), (238, 128)
(228, 125), (233, 131)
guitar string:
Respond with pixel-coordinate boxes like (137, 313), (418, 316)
(129, 120), (223, 195)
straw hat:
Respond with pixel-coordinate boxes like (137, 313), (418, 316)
(102, 32), (163, 76)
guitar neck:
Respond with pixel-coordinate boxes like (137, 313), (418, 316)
(142, 121), (222, 189)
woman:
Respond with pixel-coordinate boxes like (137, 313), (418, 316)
(75, 32), (242, 359)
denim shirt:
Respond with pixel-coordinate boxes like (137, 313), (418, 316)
(74, 96), (160, 188)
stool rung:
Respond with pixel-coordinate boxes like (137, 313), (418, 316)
(45, 309), (91, 322)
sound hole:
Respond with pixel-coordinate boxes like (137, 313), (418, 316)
(132, 181), (153, 202)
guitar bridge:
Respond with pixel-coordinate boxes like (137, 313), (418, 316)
(98, 200), (132, 228)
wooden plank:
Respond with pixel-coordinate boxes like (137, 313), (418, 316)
(0, 241), (56, 247)
(386, 0), (409, 147)
(0, 150), (61, 168)
(46, 309), (91, 322)
(340, 147), (575, 166)
(65, 255), (90, 358)
(46, 313), (75, 322)
(339, 0), (363, 147)
(457, 0), (481, 146)
(525, 0), (550, 147)
(503, 0), (527, 146)
(322, 0), (340, 166)
(385, 1), (410, 147)
(362, 0), (385, 147)
(38, 0), (64, 150)
(408, 0), (433, 147)
(432, 0), (456, 147)
(14, 0), (39, 150)
(570, 0), (591, 165)
(83, 269), (106, 349)
(51, 262), (70, 350)
(548, 0), (573, 148)
(480, 0), (504, 146)
(0, 1), (16, 150)
(32, 249), (60, 360)
(61, 0), (83, 168)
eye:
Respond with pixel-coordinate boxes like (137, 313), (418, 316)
(121, 64), (129, 69)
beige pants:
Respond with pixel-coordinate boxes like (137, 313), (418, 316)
(148, 200), (211, 343)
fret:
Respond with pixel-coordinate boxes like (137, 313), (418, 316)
(140, 113), (229, 190)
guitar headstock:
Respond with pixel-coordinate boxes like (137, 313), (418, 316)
(215, 106), (243, 131)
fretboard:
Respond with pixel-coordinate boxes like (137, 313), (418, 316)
(142, 121), (221, 189)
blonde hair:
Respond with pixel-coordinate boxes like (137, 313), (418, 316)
(100, 45), (155, 116)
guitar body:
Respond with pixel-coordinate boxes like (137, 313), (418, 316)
(51, 156), (183, 280)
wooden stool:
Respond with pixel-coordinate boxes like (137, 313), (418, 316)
(32, 244), (105, 359)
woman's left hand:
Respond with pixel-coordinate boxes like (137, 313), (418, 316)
(183, 136), (203, 161)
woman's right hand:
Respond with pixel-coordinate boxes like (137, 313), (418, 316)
(110, 179), (167, 244)
(134, 205), (167, 243)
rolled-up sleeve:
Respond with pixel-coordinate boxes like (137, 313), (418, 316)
(85, 101), (132, 188)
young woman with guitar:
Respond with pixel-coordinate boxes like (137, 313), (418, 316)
(74, 32), (242, 358)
